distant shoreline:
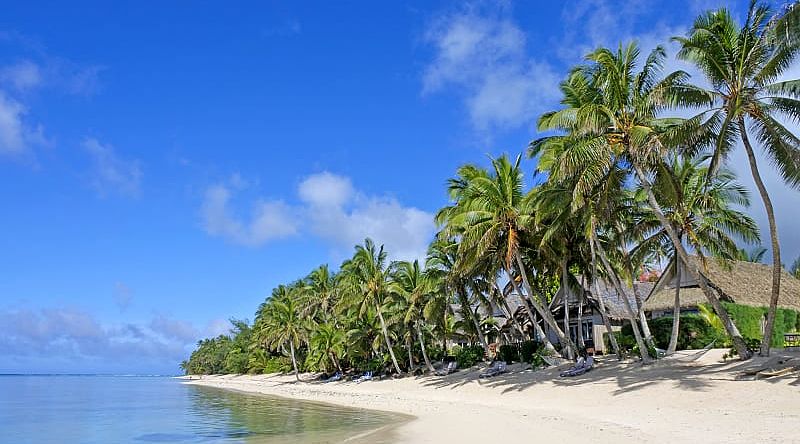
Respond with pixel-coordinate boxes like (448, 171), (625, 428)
(183, 349), (800, 444)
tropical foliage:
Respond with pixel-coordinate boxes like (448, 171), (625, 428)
(182, 2), (800, 376)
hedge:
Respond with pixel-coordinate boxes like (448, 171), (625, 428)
(720, 302), (800, 347)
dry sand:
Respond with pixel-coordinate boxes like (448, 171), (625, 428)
(184, 349), (800, 443)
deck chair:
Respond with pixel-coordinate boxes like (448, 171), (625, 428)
(560, 356), (593, 377)
(479, 361), (507, 378)
(354, 371), (373, 383)
(435, 361), (458, 376)
(325, 372), (342, 383)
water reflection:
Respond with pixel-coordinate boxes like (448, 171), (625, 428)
(180, 384), (404, 443)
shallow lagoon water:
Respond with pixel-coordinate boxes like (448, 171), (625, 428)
(0, 375), (405, 443)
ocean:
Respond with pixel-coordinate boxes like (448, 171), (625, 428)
(0, 375), (404, 444)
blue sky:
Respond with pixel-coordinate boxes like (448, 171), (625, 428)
(1, 1), (797, 374)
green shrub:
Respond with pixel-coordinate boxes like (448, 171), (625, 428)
(646, 315), (724, 350)
(721, 302), (800, 348)
(452, 344), (485, 368)
(262, 356), (292, 374)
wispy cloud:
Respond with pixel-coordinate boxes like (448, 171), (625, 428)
(0, 60), (42, 91)
(82, 137), (142, 197)
(422, 7), (560, 131)
(0, 306), (230, 373)
(0, 90), (47, 159)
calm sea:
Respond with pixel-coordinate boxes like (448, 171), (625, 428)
(0, 375), (405, 444)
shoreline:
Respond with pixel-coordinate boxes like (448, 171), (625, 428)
(183, 350), (800, 443)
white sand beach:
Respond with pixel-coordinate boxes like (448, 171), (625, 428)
(184, 349), (800, 444)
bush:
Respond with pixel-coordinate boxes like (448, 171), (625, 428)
(721, 302), (800, 348)
(262, 356), (292, 374)
(451, 344), (485, 368)
(646, 315), (724, 350)
(520, 340), (541, 363)
(498, 344), (519, 363)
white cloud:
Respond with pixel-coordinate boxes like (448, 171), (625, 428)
(0, 60), (41, 91)
(298, 171), (354, 208)
(298, 172), (435, 261)
(200, 183), (298, 247)
(200, 171), (435, 261)
(82, 137), (142, 197)
(0, 90), (46, 157)
(422, 10), (560, 131)
(0, 306), (227, 373)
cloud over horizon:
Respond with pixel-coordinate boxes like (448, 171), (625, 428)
(0, 306), (231, 374)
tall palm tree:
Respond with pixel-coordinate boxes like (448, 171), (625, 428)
(302, 265), (337, 322)
(390, 260), (437, 373)
(436, 155), (573, 357)
(256, 288), (309, 382)
(339, 238), (403, 374)
(674, 2), (800, 355)
(632, 154), (760, 354)
(534, 42), (752, 359)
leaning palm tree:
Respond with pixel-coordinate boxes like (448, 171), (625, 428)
(674, 2), (800, 355)
(534, 42), (752, 359)
(339, 238), (402, 374)
(256, 288), (309, 382)
(632, 154), (760, 354)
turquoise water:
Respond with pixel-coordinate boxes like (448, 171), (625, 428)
(0, 375), (404, 444)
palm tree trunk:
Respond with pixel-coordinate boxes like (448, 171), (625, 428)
(577, 274), (585, 350)
(493, 282), (527, 338)
(289, 341), (300, 382)
(512, 253), (577, 357)
(406, 334), (414, 374)
(589, 233), (621, 359)
(562, 261), (574, 359)
(458, 287), (489, 353)
(376, 303), (402, 374)
(667, 254), (682, 355)
(625, 253), (655, 349)
(503, 264), (557, 353)
(630, 160), (751, 359)
(416, 322), (435, 373)
(739, 119), (781, 357)
(330, 352), (343, 373)
(592, 234), (652, 363)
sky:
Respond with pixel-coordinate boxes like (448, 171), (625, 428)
(1, 1), (798, 374)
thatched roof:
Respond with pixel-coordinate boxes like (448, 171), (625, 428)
(644, 257), (800, 312)
(587, 279), (654, 319)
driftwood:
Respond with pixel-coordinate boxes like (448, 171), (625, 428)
(736, 357), (800, 380)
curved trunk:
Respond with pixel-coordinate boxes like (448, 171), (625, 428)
(667, 254), (682, 355)
(376, 303), (403, 374)
(512, 253), (576, 357)
(739, 119), (782, 357)
(289, 341), (300, 382)
(330, 351), (343, 373)
(593, 234), (652, 363)
(416, 322), (436, 373)
(493, 282), (527, 338)
(503, 264), (557, 353)
(562, 261), (574, 359)
(458, 286), (489, 353)
(631, 160), (751, 360)
(577, 275), (585, 350)
(590, 234), (621, 359)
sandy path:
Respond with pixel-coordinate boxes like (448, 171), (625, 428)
(183, 350), (800, 443)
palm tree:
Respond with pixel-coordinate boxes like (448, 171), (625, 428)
(308, 322), (345, 373)
(436, 155), (572, 356)
(339, 238), (403, 374)
(302, 265), (338, 322)
(534, 42), (753, 359)
(390, 260), (437, 373)
(633, 154), (760, 354)
(790, 255), (800, 279)
(256, 288), (308, 382)
(674, 2), (800, 355)
(738, 246), (768, 263)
